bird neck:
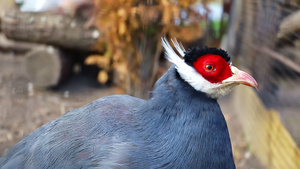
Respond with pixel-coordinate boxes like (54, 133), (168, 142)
(145, 65), (218, 117)
(136, 66), (235, 168)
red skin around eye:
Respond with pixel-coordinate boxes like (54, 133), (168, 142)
(192, 54), (232, 83)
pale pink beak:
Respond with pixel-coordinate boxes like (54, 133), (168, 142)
(222, 66), (259, 90)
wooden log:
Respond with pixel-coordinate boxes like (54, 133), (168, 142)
(1, 10), (100, 51)
(0, 33), (38, 53)
(25, 46), (74, 87)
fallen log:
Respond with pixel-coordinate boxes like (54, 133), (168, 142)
(1, 10), (100, 51)
(0, 33), (38, 53)
(25, 46), (75, 87)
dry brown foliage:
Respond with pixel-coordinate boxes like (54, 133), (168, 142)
(89, 0), (212, 97)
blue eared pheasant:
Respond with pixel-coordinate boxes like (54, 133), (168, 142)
(0, 38), (258, 169)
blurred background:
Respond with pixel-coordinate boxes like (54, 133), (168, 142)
(0, 0), (299, 168)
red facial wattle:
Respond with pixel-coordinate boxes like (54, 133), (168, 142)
(192, 54), (232, 83)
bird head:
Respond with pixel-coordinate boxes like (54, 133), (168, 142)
(161, 38), (259, 98)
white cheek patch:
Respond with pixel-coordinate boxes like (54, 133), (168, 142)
(161, 37), (235, 98)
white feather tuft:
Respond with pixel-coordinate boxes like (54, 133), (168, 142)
(171, 39), (186, 57)
(161, 37), (183, 65)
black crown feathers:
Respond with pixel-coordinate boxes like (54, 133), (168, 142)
(184, 46), (231, 65)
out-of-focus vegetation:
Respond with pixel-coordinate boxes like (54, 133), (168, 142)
(0, 0), (223, 98)
(89, 0), (219, 97)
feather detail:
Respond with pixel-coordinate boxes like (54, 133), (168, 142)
(161, 37), (183, 65)
(161, 37), (196, 82)
(171, 39), (186, 57)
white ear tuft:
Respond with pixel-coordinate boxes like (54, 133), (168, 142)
(171, 39), (186, 57)
(161, 37), (186, 66)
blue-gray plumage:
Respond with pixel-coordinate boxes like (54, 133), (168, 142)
(0, 66), (235, 169)
(1, 39), (259, 169)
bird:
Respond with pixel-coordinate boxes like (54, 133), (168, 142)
(0, 37), (258, 169)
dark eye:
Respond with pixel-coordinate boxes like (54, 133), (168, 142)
(205, 64), (214, 71)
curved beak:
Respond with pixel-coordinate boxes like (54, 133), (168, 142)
(222, 66), (259, 90)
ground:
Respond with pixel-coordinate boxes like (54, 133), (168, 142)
(0, 52), (265, 168)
